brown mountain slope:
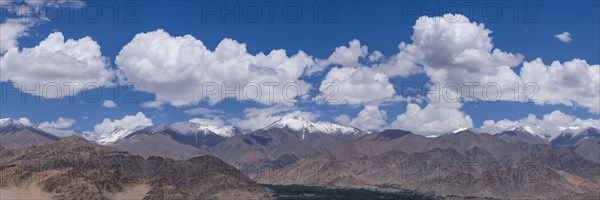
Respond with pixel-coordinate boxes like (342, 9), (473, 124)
(0, 136), (273, 200)
(210, 127), (347, 164)
(256, 147), (600, 199)
(251, 131), (600, 199)
(0, 129), (60, 149)
(110, 133), (209, 160)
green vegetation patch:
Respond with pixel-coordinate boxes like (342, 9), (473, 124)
(262, 184), (436, 200)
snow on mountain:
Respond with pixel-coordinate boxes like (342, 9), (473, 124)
(0, 118), (29, 129)
(510, 125), (551, 139)
(82, 121), (243, 145)
(0, 118), (12, 128)
(483, 124), (552, 140)
(477, 122), (554, 140)
(550, 127), (599, 162)
(438, 127), (475, 137)
(313, 121), (364, 135)
(170, 122), (241, 137)
(452, 127), (469, 133)
(90, 125), (148, 145)
(266, 115), (365, 136)
(549, 126), (595, 142)
(267, 115), (320, 132)
(564, 126), (586, 135)
(1, 118), (83, 139)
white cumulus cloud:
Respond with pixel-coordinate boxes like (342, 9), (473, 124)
(0, 19), (29, 53)
(479, 110), (599, 138)
(116, 29), (314, 106)
(93, 112), (153, 134)
(554, 32), (572, 43)
(189, 117), (226, 126)
(315, 39), (421, 105)
(390, 91), (474, 136)
(385, 14), (597, 114)
(520, 58), (599, 113)
(184, 107), (224, 117)
(39, 117), (76, 129)
(327, 39), (368, 67)
(102, 100), (117, 108)
(0, 32), (114, 98)
(140, 100), (165, 109)
(231, 106), (317, 130)
(335, 105), (387, 130)
(372, 42), (423, 78)
(17, 117), (32, 126)
(403, 14), (524, 103)
(318, 66), (396, 104)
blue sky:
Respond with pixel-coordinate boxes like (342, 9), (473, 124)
(0, 0), (598, 135)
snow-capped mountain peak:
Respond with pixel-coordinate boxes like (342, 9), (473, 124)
(313, 121), (364, 135)
(1, 118), (82, 139)
(0, 118), (29, 129)
(266, 115), (365, 136)
(510, 125), (552, 139)
(83, 121), (243, 145)
(267, 115), (318, 132)
(170, 121), (241, 138)
(0, 118), (13, 127)
(550, 126), (598, 142)
(560, 126), (584, 135)
(90, 125), (148, 145)
(452, 127), (469, 133)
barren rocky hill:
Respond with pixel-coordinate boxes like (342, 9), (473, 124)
(0, 136), (273, 200)
(251, 131), (600, 199)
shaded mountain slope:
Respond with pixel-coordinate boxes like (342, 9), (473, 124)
(0, 119), (60, 149)
(552, 127), (600, 163)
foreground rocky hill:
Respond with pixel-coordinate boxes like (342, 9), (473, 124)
(0, 136), (272, 200)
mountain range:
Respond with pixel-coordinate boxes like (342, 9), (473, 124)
(0, 136), (271, 199)
(0, 118), (61, 149)
(1, 116), (599, 199)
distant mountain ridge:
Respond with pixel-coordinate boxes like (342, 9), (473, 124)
(106, 123), (246, 159)
(210, 115), (368, 164)
(2, 117), (599, 162)
(2, 116), (600, 199)
(265, 115), (366, 138)
(0, 118), (246, 144)
(551, 127), (600, 163)
(496, 126), (550, 145)
(0, 118), (61, 149)
(83, 125), (147, 145)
